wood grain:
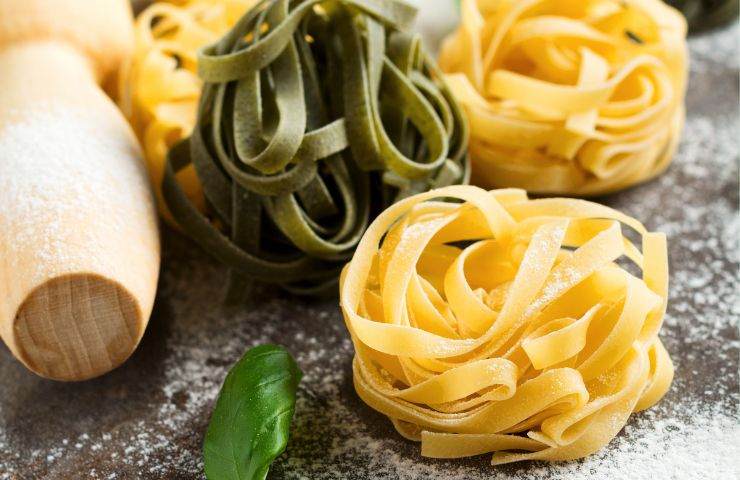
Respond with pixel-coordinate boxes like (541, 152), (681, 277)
(14, 274), (140, 381)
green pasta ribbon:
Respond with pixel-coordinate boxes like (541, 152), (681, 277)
(163, 0), (469, 296)
(667, 0), (738, 32)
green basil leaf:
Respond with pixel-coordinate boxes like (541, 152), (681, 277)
(204, 344), (302, 480)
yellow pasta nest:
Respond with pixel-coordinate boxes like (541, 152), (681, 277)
(118, 0), (257, 220)
(340, 186), (673, 464)
(439, 0), (688, 196)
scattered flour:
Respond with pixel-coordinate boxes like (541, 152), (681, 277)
(0, 8), (737, 480)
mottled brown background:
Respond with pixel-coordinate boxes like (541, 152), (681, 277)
(0, 2), (738, 479)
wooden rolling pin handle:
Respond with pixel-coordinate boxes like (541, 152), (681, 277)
(0, 8), (160, 381)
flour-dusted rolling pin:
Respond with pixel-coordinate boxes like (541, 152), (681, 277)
(0, 0), (160, 381)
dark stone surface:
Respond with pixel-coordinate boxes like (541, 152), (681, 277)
(0, 13), (737, 480)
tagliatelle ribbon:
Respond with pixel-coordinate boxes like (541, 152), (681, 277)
(439, 0), (688, 196)
(340, 185), (674, 464)
(161, 0), (469, 295)
(120, 0), (261, 222)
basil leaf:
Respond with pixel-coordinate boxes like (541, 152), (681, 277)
(204, 344), (302, 480)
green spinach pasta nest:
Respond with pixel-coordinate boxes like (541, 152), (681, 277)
(667, 0), (738, 32)
(163, 0), (470, 296)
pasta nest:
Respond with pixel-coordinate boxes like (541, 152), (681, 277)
(340, 186), (674, 464)
(160, 0), (469, 295)
(119, 0), (259, 222)
(439, 0), (688, 196)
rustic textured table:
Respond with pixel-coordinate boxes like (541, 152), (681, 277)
(1, 5), (738, 480)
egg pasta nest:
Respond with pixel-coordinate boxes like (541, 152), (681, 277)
(161, 0), (470, 295)
(439, 0), (688, 196)
(340, 186), (673, 464)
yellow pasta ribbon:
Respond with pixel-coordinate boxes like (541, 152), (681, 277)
(118, 0), (258, 221)
(340, 185), (674, 464)
(439, 0), (688, 196)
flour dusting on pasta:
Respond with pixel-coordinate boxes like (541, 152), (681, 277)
(340, 186), (675, 464)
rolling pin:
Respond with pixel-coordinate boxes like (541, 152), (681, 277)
(0, 0), (160, 381)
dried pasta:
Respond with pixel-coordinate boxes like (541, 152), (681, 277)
(119, 0), (259, 220)
(439, 0), (688, 196)
(162, 0), (469, 295)
(340, 185), (673, 464)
